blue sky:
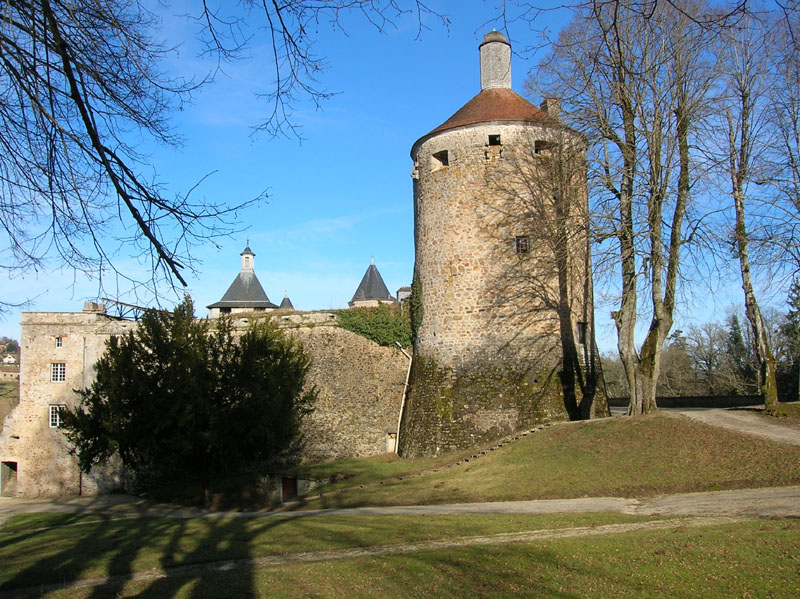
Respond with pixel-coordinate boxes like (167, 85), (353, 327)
(1, 1), (572, 341)
(0, 1), (779, 349)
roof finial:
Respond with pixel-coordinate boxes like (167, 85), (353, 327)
(371, 256), (375, 265)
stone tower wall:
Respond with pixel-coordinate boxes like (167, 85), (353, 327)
(400, 122), (601, 457)
(0, 310), (131, 497)
(411, 123), (587, 369)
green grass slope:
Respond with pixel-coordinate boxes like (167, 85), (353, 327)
(298, 412), (800, 509)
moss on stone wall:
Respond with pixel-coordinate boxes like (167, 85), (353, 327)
(410, 268), (423, 345)
(398, 356), (569, 457)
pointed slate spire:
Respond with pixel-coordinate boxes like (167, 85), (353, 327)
(279, 292), (294, 310)
(207, 243), (277, 313)
(349, 259), (395, 307)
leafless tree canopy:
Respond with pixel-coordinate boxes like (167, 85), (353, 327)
(2, 0), (216, 292)
(195, 1), (448, 137)
(523, 0), (800, 410)
(0, 1), (446, 310)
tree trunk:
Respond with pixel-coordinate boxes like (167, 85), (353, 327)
(726, 61), (780, 413)
(733, 193), (780, 414)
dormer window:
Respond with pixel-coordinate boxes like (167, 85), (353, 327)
(432, 150), (449, 169)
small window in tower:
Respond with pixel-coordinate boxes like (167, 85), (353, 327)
(515, 236), (530, 254)
(432, 150), (449, 169)
(489, 134), (501, 146)
(577, 321), (587, 345)
(534, 140), (554, 155)
(55, 336), (63, 348)
(533, 139), (556, 156)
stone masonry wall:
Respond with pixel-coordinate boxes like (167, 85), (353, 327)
(0, 309), (131, 497)
(288, 325), (407, 463)
(0, 309), (407, 498)
(411, 123), (589, 369)
(399, 356), (568, 457)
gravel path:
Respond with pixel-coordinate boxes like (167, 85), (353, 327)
(675, 407), (800, 446)
(3, 484), (800, 528)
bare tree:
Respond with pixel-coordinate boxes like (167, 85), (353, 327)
(768, 11), (800, 269)
(711, 13), (780, 412)
(0, 1), (446, 312)
(534, 1), (715, 414)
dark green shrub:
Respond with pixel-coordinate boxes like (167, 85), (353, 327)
(337, 304), (412, 348)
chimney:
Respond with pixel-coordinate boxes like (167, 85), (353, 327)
(540, 98), (561, 120)
(479, 31), (511, 90)
(83, 301), (106, 314)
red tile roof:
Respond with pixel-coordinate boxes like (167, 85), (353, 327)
(412, 88), (554, 155)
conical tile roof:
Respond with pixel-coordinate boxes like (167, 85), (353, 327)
(412, 88), (554, 157)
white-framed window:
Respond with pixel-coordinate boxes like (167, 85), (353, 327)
(50, 362), (66, 382)
(55, 336), (63, 348)
(49, 404), (66, 428)
(515, 235), (530, 254)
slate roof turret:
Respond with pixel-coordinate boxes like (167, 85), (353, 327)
(207, 243), (278, 310)
(279, 293), (294, 310)
(349, 259), (394, 305)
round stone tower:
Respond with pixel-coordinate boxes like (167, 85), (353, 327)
(399, 32), (604, 457)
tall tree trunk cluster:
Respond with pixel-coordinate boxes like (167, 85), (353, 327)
(533, 1), (796, 413)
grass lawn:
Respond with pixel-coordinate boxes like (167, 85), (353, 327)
(1, 514), (797, 598)
(296, 412), (800, 509)
(2, 412), (799, 597)
(0, 512), (656, 593)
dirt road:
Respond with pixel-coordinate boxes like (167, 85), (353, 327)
(676, 407), (800, 446)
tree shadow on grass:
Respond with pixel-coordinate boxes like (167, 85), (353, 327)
(0, 514), (169, 596)
(3, 511), (726, 598)
(0, 510), (295, 598)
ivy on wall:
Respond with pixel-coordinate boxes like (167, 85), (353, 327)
(336, 304), (412, 348)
